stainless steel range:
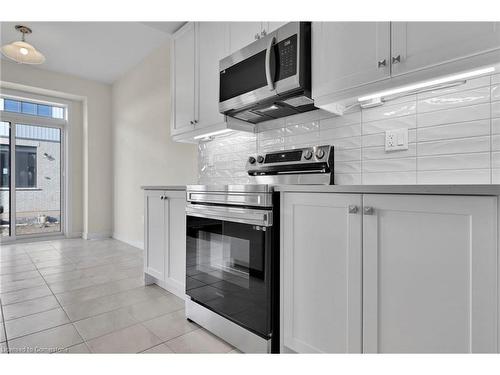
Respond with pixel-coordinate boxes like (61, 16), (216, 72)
(185, 145), (334, 353)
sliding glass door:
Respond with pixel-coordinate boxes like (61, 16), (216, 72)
(1, 96), (66, 241)
(0, 122), (11, 238)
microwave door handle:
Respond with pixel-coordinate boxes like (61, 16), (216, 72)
(265, 36), (276, 90)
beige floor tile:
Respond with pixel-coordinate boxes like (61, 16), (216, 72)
(1, 285), (52, 305)
(56, 342), (90, 353)
(165, 328), (233, 353)
(86, 324), (162, 353)
(47, 276), (96, 294)
(8, 323), (83, 353)
(43, 269), (86, 283)
(142, 310), (197, 341)
(73, 308), (138, 341)
(3, 295), (60, 321)
(124, 294), (184, 322)
(1, 270), (41, 283)
(141, 343), (174, 353)
(38, 264), (77, 276)
(0, 263), (37, 276)
(0, 276), (46, 293)
(5, 307), (70, 340)
(34, 258), (74, 269)
(0, 341), (7, 354)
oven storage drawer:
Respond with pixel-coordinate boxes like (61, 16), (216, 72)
(186, 203), (273, 226)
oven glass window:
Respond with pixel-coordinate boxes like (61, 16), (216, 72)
(186, 216), (271, 337)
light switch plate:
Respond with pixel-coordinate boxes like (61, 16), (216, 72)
(385, 128), (408, 152)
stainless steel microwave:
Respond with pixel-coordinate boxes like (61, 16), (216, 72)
(219, 22), (316, 124)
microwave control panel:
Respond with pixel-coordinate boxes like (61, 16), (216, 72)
(276, 34), (297, 80)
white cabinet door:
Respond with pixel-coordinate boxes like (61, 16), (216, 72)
(282, 193), (362, 353)
(197, 22), (229, 128)
(312, 22), (391, 99)
(171, 23), (196, 135)
(391, 22), (500, 76)
(144, 191), (166, 280)
(362, 194), (498, 353)
(164, 191), (187, 298)
(228, 22), (263, 54)
(264, 22), (287, 34)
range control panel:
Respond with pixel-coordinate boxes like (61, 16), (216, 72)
(246, 145), (334, 175)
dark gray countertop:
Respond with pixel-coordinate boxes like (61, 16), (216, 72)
(273, 184), (500, 196)
(141, 185), (186, 190)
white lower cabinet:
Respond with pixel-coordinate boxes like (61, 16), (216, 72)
(281, 193), (363, 353)
(144, 189), (186, 299)
(281, 192), (498, 353)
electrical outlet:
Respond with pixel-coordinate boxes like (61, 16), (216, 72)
(385, 128), (408, 152)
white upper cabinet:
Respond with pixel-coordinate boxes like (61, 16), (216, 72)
(265, 22), (288, 34)
(363, 194), (498, 353)
(312, 22), (391, 98)
(171, 23), (196, 136)
(197, 22), (229, 128)
(228, 22), (263, 54)
(391, 22), (500, 76)
(282, 193), (362, 353)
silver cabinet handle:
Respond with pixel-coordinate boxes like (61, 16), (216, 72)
(160, 196), (164, 200)
(163, 196), (168, 200)
(363, 207), (374, 215)
(265, 36), (276, 91)
(377, 59), (386, 68)
(254, 33), (260, 40)
(392, 55), (401, 64)
(194, 120), (198, 124)
(348, 205), (358, 214)
(261, 29), (267, 37)
(190, 120), (194, 125)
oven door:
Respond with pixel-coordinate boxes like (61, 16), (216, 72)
(186, 204), (274, 338)
(218, 22), (303, 115)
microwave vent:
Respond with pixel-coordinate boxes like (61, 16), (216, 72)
(281, 95), (314, 107)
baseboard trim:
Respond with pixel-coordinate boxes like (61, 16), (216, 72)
(65, 232), (82, 239)
(144, 272), (185, 300)
(112, 232), (144, 250)
(83, 232), (111, 240)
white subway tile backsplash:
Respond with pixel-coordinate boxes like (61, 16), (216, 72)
(335, 148), (361, 162)
(417, 87), (490, 114)
(417, 169), (491, 184)
(416, 119), (490, 142)
(362, 102), (416, 123)
(335, 173), (362, 185)
(363, 144), (416, 160)
(492, 85), (500, 101)
(417, 102), (490, 127)
(320, 123), (361, 139)
(363, 157), (416, 173)
(493, 101), (500, 118)
(417, 136), (490, 156)
(417, 152), (490, 171)
(362, 115), (416, 135)
(199, 70), (500, 185)
(335, 161), (361, 174)
(362, 171), (416, 185)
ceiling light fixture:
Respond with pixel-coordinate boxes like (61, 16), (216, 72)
(358, 66), (495, 103)
(1, 25), (45, 65)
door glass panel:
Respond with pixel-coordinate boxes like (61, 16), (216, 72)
(186, 216), (271, 337)
(0, 122), (10, 238)
(15, 124), (61, 236)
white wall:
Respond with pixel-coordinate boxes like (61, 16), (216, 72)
(0, 60), (112, 238)
(111, 41), (197, 249)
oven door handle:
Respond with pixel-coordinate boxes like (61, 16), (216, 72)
(186, 203), (273, 227)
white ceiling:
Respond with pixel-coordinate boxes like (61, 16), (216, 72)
(0, 22), (186, 83)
